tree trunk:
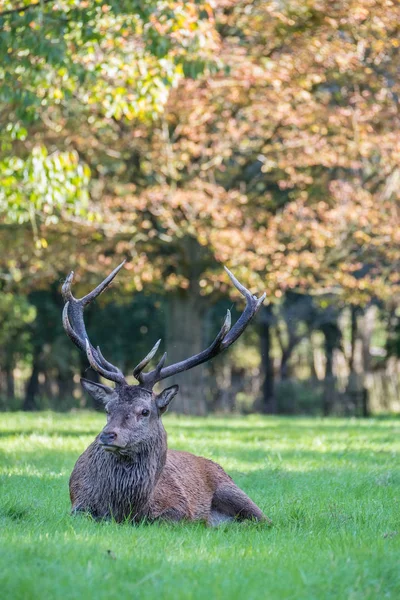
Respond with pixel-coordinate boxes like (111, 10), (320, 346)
(212, 362), (234, 412)
(359, 305), (376, 373)
(279, 351), (291, 380)
(5, 365), (15, 400)
(349, 304), (358, 372)
(42, 370), (54, 401)
(164, 287), (207, 415)
(345, 304), (359, 415)
(361, 387), (369, 418)
(24, 357), (40, 411)
(322, 327), (336, 416)
(56, 371), (75, 410)
(260, 305), (277, 414)
(358, 305), (376, 418)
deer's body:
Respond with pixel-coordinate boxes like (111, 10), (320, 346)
(62, 262), (271, 527)
(70, 427), (267, 525)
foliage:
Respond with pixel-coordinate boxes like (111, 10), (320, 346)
(0, 0), (219, 224)
(1, 0), (399, 300)
(1, 412), (399, 599)
(0, 292), (35, 365)
(0, 0), (218, 125)
(22, 0), (396, 302)
(0, 145), (90, 237)
(143, 0), (400, 300)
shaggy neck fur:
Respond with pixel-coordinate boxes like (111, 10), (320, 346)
(71, 424), (167, 522)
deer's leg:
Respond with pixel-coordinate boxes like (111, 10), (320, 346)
(157, 507), (186, 522)
(210, 483), (272, 526)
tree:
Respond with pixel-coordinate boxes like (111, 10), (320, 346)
(0, 0), (219, 227)
(1, 0), (400, 412)
(0, 293), (35, 407)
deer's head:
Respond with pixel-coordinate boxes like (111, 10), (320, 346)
(79, 380), (178, 454)
(61, 261), (265, 455)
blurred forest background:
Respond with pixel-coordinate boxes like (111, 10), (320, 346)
(0, 0), (399, 416)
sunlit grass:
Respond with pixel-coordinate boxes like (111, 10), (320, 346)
(1, 412), (399, 599)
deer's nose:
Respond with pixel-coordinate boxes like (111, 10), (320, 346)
(100, 431), (117, 445)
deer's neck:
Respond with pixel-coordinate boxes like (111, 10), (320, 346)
(88, 432), (167, 522)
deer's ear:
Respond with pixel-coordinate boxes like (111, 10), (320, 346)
(80, 378), (117, 404)
(156, 385), (179, 414)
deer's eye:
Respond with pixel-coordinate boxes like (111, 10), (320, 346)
(141, 409), (150, 417)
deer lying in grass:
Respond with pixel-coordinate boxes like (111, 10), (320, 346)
(62, 262), (271, 526)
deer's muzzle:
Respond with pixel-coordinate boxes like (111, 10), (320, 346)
(99, 431), (118, 448)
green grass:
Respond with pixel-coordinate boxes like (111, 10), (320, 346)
(0, 412), (399, 600)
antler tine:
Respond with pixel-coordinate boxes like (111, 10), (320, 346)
(221, 294), (266, 349)
(133, 339), (161, 380)
(65, 306), (125, 383)
(62, 271), (74, 302)
(223, 266), (253, 300)
(61, 262), (127, 386)
(63, 302), (84, 348)
(153, 351), (167, 379)
(86, 340), (125, 385)
(63, 301), (109, 370)
(138, 268), (265, 387)
(81, 260), (126, 307)
(217, 309), (232, 342)
(134, 342), (167, 386)
(96, 346), (121, 375)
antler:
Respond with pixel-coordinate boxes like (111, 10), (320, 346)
(62, 262), (266, 390)
(62, 261), (127, 386)
(135, 267), (266, 388)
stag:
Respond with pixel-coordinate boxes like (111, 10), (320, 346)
(62, 262), (271, 526)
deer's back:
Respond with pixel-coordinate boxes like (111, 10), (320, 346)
(150, 449), (232, 521)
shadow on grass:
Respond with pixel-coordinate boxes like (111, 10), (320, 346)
(1, 432), (398, 470)
(1, 444), (397, 472)
(1, 415), (399, 450)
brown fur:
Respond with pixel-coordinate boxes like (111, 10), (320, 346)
(70, 382), (271, 527)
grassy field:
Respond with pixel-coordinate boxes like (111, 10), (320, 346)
(0, 412), (399, 600)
